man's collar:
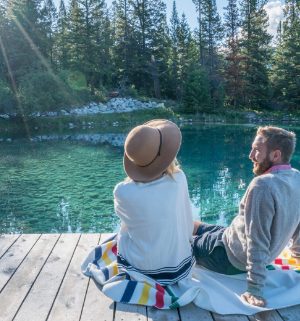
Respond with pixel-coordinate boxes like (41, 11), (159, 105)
(263, 164), (292, 174)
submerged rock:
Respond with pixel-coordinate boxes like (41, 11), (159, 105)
(30, 133), (126, 147)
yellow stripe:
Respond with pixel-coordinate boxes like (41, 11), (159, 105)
(287, 258), (297, 265)
(102, 242), (114, 265)
(138, 283), (151, 305)
(112, 263), (118, 276)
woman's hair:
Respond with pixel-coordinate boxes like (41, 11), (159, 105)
(165, 158), (181, 177)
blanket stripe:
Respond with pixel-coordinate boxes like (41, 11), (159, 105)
(267, 255), (300, 272)
(82, 234), (300, 309)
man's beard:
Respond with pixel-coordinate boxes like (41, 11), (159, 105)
(253, 156), (274, 176)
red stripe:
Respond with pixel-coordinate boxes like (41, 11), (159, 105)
(155, 283), (165, 308)
(112, 244), (117, 255)
(282, 265), (290, 270)
(274, 258), (282, 265)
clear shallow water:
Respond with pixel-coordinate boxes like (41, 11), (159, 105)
(1, 124), (300, 233)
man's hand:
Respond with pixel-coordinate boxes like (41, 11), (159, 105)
(241, 292), (266, 307)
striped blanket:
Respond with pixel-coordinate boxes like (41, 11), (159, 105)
(81, 234), (300, 314)
(81, 235), (182, 308)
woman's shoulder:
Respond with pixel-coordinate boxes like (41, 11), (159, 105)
(173, 169), (187, 181)
(113, 178), (136, 197)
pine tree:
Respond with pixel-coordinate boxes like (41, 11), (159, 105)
(0, 1), (6, 79)
(55, 0), (68, 69)
(239, 0), (272, 108)
(124, 0), (169, 97)
(223, 0), (243, 107)
(271, 0), (300, 109)
(177, 13), (196, 100)
(201, 0), (222, 72)
(92, 5), (114, 89)
(168, 0), (180, 99)
(66, 0), (86, 73)
(147, 0), (169, 98)
(3, 0), (44, 81)
(112, 0), (134, 86)
(192, 0), (204, 66)
(40, 0), (57, 65)
(79, 0), (112, 92)
(200, 0), (223, 109)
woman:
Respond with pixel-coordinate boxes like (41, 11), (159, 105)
(114, 119), (194, 285)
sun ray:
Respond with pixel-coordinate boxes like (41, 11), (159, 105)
(13, 13), (75, 102)
(0, 34), (32, 141)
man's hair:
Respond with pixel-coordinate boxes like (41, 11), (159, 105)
(257, 126), (296, 163)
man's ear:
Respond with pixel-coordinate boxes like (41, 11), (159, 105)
(270, 149), (282, 163)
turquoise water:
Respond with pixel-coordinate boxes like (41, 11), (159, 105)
(1, 124), (300, 233)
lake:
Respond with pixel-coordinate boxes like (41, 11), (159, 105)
(1, 123), (300, 233)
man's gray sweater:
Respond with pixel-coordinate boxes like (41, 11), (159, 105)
(223, 168), (300, 297)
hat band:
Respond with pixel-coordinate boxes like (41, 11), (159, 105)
(138, 128), (162, 168)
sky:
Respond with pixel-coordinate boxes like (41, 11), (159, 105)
(53, 0), (285, 36)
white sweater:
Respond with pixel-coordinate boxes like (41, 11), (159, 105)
(114, 170), (194, 285)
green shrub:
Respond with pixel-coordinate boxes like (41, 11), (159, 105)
(18, 71), (91, 113)
(0, 79), (17, 114)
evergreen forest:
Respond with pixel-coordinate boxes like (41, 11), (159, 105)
(0, 0), (299, 116)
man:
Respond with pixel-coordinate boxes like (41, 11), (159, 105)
(193, 126), (300, 307)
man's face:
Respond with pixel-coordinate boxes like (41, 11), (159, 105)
(249, 135), (273, 175)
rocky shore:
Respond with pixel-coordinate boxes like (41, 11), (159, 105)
(0, 98), (165, 119)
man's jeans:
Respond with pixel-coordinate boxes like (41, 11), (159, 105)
(193, 223), (245, 275)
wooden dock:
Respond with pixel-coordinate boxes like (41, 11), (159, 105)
(0, 233), (299, 321)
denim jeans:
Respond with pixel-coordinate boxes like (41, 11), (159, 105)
(193, 223), (245, 275)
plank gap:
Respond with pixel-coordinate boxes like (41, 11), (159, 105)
(0, 234), (42, 294)
(11, 234), (62, 321)
(0, 234), (22, 260)
(78, 233), (102, 321)
(45, 234), (83, 321)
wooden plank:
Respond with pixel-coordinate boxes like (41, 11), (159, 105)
(80, 280), (115, 321)
(249, 310), (284, 321)
(277, 305), (300, 321)
(0, 234), (59, 321)
(0, 234), (20, 259)
(13, 233), (80, 321)
(147, 307), (180, 321)
(47, 233), (100, 321)
(80, 233), (115, 321)
(115, 303), (147, 321)
(0, 234), (40, 291)
(212, 313), (249, 321)
(179, 304), (214, 321)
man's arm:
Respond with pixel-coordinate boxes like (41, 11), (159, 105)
(290, 224), (300, 257)
(242, 180), (275, 303)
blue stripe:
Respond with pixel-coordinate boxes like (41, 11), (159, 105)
(102, 267), (109, 280)
(93, 246), (102, 266)
(117, 255), (195, 285)
(120, 281), (138, 303)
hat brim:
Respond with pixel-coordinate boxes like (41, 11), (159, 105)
(123, 119), (182, 182)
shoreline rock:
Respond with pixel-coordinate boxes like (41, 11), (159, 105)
(0, 98), (165, 120)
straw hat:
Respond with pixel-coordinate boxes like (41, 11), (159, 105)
(124, 119), (182, 182)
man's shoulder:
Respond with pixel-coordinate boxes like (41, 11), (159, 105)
(249, 168), (300, 190)
(249, 175), (271, 188)
(291, 168), (300, 176)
